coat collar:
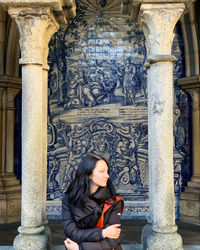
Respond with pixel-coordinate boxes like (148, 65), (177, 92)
(90, 186), (110, 204)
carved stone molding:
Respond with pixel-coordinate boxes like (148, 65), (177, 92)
(138, 3), (185, 57)
(178, 76), (200, 112)
(42, 16), (59, 67)
(7, 88), (20, 109)
(8, 7), (59, 65)
(121, 0), (195, 22)
(0, 0), (76, 24)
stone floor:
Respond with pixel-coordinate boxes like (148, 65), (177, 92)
(0, 219), (200, 249)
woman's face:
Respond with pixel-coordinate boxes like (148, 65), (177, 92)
(90, 160), (109, 189)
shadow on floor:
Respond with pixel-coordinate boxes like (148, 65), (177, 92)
(0, 220), (199, 246)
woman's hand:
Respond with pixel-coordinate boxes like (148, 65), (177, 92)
(102, 224), (121, 239)
(64, 238), (79, 250)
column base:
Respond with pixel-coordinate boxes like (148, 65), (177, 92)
(0, 173), (21, 223)
(13, 226), (48, 250)
(42, 220), (52, 250)
(180, 181), (200, 224)
(141, 224), (183, 250)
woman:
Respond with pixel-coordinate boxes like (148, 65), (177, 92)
(62, 154), (124, 250)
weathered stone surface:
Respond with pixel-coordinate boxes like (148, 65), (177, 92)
(0, 174), (21, 223)
(8, 7), (59, 65)
(180, 183), (200, 223)
(121, 0), (195, 21)
(138, 3), (185, 249)
(13, 232), (48, 250)
(6, 3), (62, 249)
(0, 75), (22, 224)
(178, 78), (200, 224)
(146, 231), (183, 250)
(0, 0), (76, 24)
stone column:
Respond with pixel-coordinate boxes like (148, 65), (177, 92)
(0, 87), (6, 174)
(8, 6), (58, 250)
(178, 76), (200, 224)
(41, 24), (58, 250)
(42, 62), (51, 250)
(137, 3), (185, 249)
(0, 76), (21, 223)
(190, 89), (200, 182)
(6, 88), (21, 172)
(0, 6), (5, 75)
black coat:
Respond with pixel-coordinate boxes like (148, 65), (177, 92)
(62, 187), (123, 250)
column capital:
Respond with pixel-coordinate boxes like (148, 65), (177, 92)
(6, 88), (21, 109)
(121, 0), (195, 22)
(8, 6), (59, 65)
(42, 16), (58, 68)
(138, 3), (185, 57)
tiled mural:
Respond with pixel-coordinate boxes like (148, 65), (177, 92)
(47, 0), (191, 219)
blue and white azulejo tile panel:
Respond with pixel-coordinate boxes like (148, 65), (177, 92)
(47, 0), (191, 219)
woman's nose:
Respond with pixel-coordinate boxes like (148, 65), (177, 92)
(105, 172), (109, 178)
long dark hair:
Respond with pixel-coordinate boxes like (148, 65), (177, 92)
(66, 154), (116, 207)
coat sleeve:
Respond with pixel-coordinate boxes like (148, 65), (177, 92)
(79, 200), (123, 250)
(62, 194), (103, 243)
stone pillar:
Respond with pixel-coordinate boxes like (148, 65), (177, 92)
(190, 90), (200, 182)
(6, 88), (21, 172)
(0, 76), (21, 223)
(137, 3), (185, 249)
(41, 24), (58, 250)
(178, 76), (200, 224)
(8, 6), (59, 250)
(0, 6), (6, 75)
(42, 62), (51, 250)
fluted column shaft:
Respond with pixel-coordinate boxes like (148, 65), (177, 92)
(138, 3), (185, 249)
(8, 6), (58, 250)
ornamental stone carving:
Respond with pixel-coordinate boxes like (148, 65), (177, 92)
(8, 7), (59, 65)
(139, 4), (185, 57)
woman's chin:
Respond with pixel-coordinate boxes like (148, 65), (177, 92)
(101, 182), (107, 187)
